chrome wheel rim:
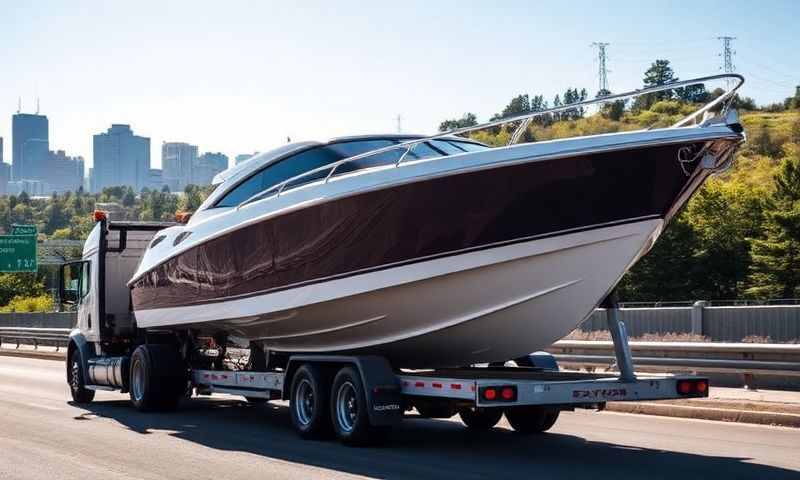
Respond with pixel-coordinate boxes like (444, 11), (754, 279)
(336, 381), (358, 433)
(132, 359), (145, 402)
(295, 379), (314, 426)
(70, 358), (80, 392)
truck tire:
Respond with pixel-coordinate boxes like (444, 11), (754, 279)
(129, 344), (186, 412)
(67, 349), (95, 404)
(289, 364), (331, 439)
(458, 407), (503, 429)
(330, 366), (389, 446)
(505, 406), (560, 434)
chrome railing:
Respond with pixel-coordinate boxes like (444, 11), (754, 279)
(238, 73), (745, 209)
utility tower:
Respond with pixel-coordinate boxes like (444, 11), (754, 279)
(591, 42), (610, 96)
(717, 36), (736, 87)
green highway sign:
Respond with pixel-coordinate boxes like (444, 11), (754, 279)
(11, 224), (37, 236)
(0, 235), (38, 272)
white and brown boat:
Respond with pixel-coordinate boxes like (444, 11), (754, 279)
(126, 74), (745, 368)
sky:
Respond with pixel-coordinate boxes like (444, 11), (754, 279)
(1, 0), (798, 171)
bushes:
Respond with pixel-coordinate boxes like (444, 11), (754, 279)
(0, 294), (54, 313)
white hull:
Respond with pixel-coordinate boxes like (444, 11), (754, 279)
(136, 219), (662, 367)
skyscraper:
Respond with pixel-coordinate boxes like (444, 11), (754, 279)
(46, 150), (85, 193)
(162, 142), (198, 192)
(193, 152), (228, 185)
(235, 152), (259, 165)
(93, 124), (150, 192)
(12, 112), (49, 181)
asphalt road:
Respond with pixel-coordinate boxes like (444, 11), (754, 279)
(2, 355), (799, 480)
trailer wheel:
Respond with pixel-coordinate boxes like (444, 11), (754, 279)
(67, 349), (95, 404)
(130, 344), (185, 412)
(458, 407), (503, 430)
(331, 366), (388, 446)
(505, 406), (560, 434)
(289, 364), (331, 439)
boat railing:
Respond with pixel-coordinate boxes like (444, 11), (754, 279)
(238, 73), (744, 209)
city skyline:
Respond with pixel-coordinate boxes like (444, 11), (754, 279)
(1, 1), (798, 172)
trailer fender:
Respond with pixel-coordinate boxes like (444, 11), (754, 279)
(286, 355), (402, 427)
(519, 351), (559, 371)
(67, 329), (95, 385)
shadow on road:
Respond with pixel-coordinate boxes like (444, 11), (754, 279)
(73, 397), (797, 479)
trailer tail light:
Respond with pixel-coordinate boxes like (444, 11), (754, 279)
(479, 385), (517, 403)
(676, 379), (709, 397)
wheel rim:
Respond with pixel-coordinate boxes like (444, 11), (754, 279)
(70, 358), (80, 393)
(336, 381), (358, 433)
(294, 379), (314, 426)
(132, 359), (145, 402)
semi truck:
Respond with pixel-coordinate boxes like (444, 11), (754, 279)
(61, 214), (709, 446)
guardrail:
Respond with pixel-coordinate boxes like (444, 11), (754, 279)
(0, 327), (70, 351)
(547, 340), (800, 378)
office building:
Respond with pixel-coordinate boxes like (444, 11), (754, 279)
(162, 142), (198, 192)
(46, 150), (85, 193)
(93, 124), (150, 192)
(0, 162), (10, 195)
(12, 112), (49, 181)
(148, 168), (165, 191)
(194, 152), (228, 185)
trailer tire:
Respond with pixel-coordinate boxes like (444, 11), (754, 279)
(505, 406), (560, 434)
(458, 407), (503, 430)
(129, 344), (186, 412)
(67, 349), (95, 404)
(331, 366), (389, 446)
(289, 364), (331, 439)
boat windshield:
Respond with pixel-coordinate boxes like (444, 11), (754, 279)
(215, 138), (489, 208)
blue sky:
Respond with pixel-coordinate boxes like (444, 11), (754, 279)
(1, 0), (797, 170)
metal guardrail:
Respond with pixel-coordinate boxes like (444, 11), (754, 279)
(548, 340), (800, 377)
(0, 327), (70, 351)
(2, 327), (799, 380)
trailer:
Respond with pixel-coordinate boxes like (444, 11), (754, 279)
(61, 216), (709, 446)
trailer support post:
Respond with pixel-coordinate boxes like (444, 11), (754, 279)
(601, 290), (636, 383)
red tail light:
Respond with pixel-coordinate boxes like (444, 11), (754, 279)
(677, 379), (709, 396)
(483, 388), (497, 401)
(479, 385), (517, 402)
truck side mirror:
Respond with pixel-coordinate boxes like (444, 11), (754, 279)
(59, 262), (81, 305)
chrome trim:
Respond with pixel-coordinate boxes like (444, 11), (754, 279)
(237, 73), (744, 209)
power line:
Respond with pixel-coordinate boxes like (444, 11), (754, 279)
(717, 36), (736, 88)
(591, 42), (610, 96)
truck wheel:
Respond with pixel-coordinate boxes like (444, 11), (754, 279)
(331, 366), (388, 446)
(458, 407), (503, 429)
(130, 344), (185, 412)
(67, 349), (95, 403)
(505, 406), (560, 434)
(289, 364), (331, 439)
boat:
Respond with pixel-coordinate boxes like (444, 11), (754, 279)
(128, 74), (746, 368)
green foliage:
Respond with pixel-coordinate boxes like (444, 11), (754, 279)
(0, 294), (53, 313)
(0, 273), (46, 306)
(746, 154), (800, 298)
(439, 113), (478, 133)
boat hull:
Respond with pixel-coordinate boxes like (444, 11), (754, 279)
(134, 219), (661, 367)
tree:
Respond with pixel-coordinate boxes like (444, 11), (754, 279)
(122, 186), (136, 207)
(633, 59), (678, 110)
(747, 154), (800, 298)
(438, 113), (478, 132)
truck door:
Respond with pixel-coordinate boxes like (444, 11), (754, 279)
(60, 258), (100, 342)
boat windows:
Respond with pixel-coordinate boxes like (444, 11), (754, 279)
(450, 140), (490, 152)
(430, 139), (468, 155)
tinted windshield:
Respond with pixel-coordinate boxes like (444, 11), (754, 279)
(216, 139), (400, 207)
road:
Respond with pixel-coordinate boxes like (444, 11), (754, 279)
(1, 355), (799, 480)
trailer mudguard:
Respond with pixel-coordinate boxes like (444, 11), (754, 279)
(286, 355), (403, 427)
